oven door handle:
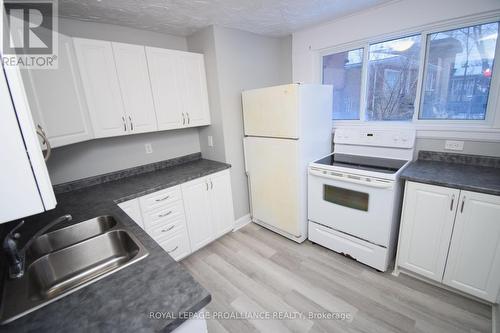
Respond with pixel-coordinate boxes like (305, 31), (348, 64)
(309, 169), (394, 189)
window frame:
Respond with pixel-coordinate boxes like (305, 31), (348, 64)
(317, 14), (500, 137)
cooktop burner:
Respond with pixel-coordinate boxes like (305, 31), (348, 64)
(313, 153), (408, 174)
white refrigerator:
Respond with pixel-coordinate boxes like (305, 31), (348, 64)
(242, 83), (332, 243)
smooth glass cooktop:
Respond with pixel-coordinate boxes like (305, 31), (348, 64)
(314, 153), (408, 174)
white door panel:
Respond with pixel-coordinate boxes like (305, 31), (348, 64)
(209, 170), (234, 237)
(112, 42), (157, 134)
(242, 84), (299, 139)
(73, 38), (126, 138)
(398, 182), (459, 282)
(443, 191), (500, 302)
(244, 137), (300, 237)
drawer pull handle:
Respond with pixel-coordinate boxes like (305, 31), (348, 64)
(450, 194), (455, 211)
(161, 225), (175, 232)
(155, 195), (170, 202)
(158, 211), (172, 218)
(167, 246), (178, 253)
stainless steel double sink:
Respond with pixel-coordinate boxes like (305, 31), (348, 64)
(1, 216), (149, 324)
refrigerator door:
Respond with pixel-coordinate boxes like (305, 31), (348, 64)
(244, 136), (301, 237)
(242, 84), (299, 139)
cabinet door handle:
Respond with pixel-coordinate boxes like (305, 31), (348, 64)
(155, 195), (170, 202)
(158, 211), (172, 218)
(206, 181), (209, 191)
(450, 194), (455, 211)
(210, 179), (213, 190)
(129, 116), (133, 131)
(187, 112), (190, 124)
(166, 245), (178, 253)
(122, 116), (127, 131)
(161, 225), (175, 232)
(460, 196), (466, 213)
(36, 125), (51, 161)
(182, 113), (186, 125)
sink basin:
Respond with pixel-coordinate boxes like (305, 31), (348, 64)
(0, 216), (148, 324)
(28, 215), (117, 259)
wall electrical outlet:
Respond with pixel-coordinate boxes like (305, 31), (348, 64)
(145, 143), (153, 154)
(208, 136), (214, 147)
(444, 140), (464, 151)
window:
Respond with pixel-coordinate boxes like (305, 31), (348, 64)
(366, 35), (422, 121)
(320, 19), (500, 125)
(322, 48), (363, 120)
(420, 22), (499, 120)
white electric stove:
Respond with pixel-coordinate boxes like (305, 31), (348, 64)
(307, 127), (416, 271)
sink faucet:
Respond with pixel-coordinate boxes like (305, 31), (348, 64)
(3, 214), (72, 279)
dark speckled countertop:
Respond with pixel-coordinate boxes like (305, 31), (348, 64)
(400, 151), (500, 196)
(0, 157), (230, 333)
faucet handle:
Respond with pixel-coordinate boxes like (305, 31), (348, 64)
(7, 220), (24, 238)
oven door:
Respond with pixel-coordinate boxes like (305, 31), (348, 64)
(308, 168), (397, 247)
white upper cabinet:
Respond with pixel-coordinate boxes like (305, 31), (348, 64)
(146, 47), (210, 129)
(397, 182), (459, 282)
(22, 33), (93, 148)
(112, 42), (158, 134)
(73, 38), (127, 138)
(443, 191), (500, 302)
(177, 52), (211, 127)
(145, 47), (184, 130)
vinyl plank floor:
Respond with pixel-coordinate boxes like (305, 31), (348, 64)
(181, 223), (492, 333)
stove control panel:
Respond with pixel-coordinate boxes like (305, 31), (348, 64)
(334, 128), (416, 148)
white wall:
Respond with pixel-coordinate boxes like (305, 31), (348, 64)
(46, 19), (201, 184)
(292, 0), (500, 156)
(188, 26), (292, 219)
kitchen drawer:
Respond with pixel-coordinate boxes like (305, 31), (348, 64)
(146, 217), (187, 242)
(142, 200), (185, 229)
(157, 229), (191, 261)
(139, 185), (182, 212)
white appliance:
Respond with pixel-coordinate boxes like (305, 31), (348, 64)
(242, 83), (332, 243)
(308, 127), (415, 271)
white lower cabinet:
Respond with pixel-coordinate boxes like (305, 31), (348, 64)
(117, 170), (234, 261)
(443, 190), (500, 302)
(396, 181), (500, 303)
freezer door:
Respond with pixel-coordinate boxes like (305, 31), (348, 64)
(244, 137), (301, 237)
(242, 84), (299, 139)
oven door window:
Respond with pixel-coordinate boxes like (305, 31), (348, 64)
(323, 184), (369, 211)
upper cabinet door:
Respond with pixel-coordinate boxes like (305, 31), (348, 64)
(242, 84), (299, 139)
(208, 170), (234, 238)
(21, 33), (93, 148)
(73, 38), (126, 138)
(443, 191), (500, 302)
(397, 181), (459, 282)
(145, 47), (184, 130)
(178, 52), (211, 127)
(112, 42), (157, 134)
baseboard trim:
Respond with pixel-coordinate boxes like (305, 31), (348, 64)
(233, 214), (251, 232)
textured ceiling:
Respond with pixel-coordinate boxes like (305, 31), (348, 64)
(58, 0), (394, 37)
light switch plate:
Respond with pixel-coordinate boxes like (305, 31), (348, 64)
(145, 143), (153, 154)
(445, 140), (464, 151)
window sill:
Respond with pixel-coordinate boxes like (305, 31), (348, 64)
(332, 121), (500, 142)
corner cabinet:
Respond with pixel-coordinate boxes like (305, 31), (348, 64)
(396, 181), (500, 303)
(117, 169), (234, 261)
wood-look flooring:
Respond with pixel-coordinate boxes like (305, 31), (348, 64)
(181, 223), (492, 333)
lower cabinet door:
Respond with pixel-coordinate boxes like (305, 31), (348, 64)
(397, 182), (460, 282)
(157, 229), (191, 261)
(209, 170), (234, 238)
(118, 198), (144, 229)
(443, 190), (500, 302)
(182, 176), (214, 252)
